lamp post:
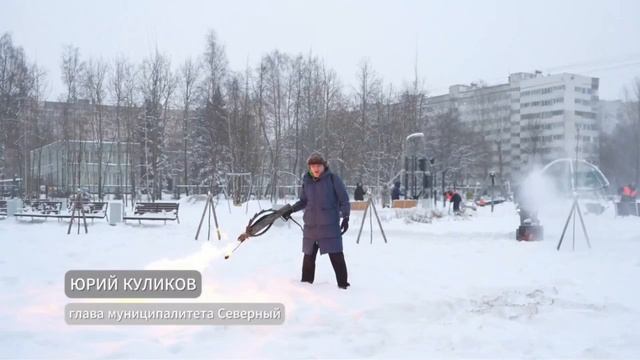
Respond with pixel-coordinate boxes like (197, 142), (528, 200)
(404, 133), (425, 200)
(442, 168), (450, 208)
(429, 158), (436, 207)
(489, 171), (496, 213)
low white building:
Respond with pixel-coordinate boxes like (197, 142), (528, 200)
(29, 140), (138, 195)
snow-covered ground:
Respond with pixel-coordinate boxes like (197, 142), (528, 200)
(1, 197), (639, 359)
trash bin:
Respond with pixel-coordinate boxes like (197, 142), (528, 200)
(108, 201), (123, 225)
(7, 198), (23, 216)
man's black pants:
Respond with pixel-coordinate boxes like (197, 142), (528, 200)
(301, 241), (348, 287)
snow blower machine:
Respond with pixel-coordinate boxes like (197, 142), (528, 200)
(516, 206), (543, 241)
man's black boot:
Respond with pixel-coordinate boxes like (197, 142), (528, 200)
(301, 253), (316, 283)
(329, 252), (349, 289)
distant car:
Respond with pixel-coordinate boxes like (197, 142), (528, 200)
(475, 196), (506, 207)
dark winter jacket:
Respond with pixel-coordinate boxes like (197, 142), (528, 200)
(354, 184), (365, 201)
(451, 192), (462, 211)
(391, 182), (402, 200)
(292, 168), (351, 255)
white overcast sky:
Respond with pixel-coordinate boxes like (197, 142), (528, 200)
(2, 0), (640, 100)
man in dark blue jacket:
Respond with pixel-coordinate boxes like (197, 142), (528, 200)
(391, 181), (402, 200)
(283, 153), (351, 289)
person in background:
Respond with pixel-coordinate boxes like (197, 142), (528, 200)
(621, 184), (638, 216)
(451, 190), (463, 214)
(381, 184), (391, 208)
(391, 181), (403, 201)
(445, 190), (453, 203)
(354, 182), (366, 201)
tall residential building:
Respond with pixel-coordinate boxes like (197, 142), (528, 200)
(425, 72), (600, 184)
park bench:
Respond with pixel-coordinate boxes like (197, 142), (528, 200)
(123, 202), (180, 224)
(56, 201), (109, 222)
(0, 200), (6, 218)
(14, 200), (63, 220)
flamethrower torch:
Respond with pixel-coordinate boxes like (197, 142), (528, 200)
(225, 204), (303, 259)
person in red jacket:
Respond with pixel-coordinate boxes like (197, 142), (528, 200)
(622, 184), (638, 200)
(621, 184), (638, 216)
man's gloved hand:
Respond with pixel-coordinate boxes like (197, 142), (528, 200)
(282, 205), (294, 220)
(340, 216), (349, 235)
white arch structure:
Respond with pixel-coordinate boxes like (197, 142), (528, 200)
(540, 158), (610, 193)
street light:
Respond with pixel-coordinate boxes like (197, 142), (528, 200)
(442, 167), (451, 208)
(429, 158), (436, 206)
(489, 171), (496, 213)
(404, 133), (426, 200)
